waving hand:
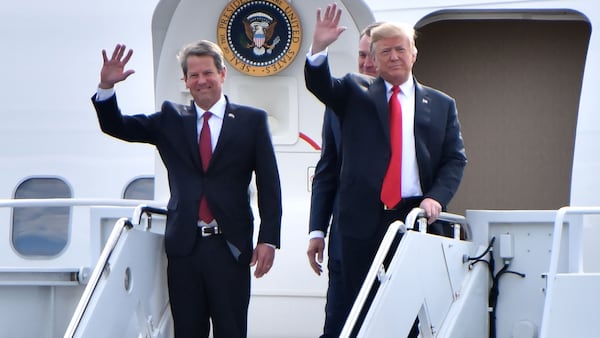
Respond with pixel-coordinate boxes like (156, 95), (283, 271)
(99, 44), (135, 89)
(311, 3), (347, 55)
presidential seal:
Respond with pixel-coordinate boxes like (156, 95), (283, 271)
(217, 0), (302, 76)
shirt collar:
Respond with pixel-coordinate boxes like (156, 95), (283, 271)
(384, 74), (415, 96)
(194, 95), (226, 120)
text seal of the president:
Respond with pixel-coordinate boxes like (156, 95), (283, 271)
(217, 0), (302, 76)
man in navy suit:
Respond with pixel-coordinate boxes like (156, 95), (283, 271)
(306, 22), (382, 338)
(305, 4), (467, 336)
(92, 40), (282, 338)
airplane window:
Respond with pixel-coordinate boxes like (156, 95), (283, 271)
(123, 177), (155, 200)
(12, 178), (71, 257)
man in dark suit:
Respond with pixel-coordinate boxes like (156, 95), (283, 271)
(305, 4), (467, 336)
(306, 22), (382, 338)
(92, 40), (282, 338)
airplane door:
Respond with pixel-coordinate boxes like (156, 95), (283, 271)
(412, 11), (590, 213)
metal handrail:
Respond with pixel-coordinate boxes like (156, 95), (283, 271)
(63, 217), (132, 338)
(132, 204), (168, 229)
(340, 220), (403, 338)
(0, 198), (159, 208)
(405, 208), (471, 241)
(547, 206), (600, 276)
(539, 206), (600, 338)
(63, 204), (167, 338)
(1, 198), (165, 283)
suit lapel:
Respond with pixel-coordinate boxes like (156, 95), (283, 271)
(413, 81), (432, 183)
(370, 77), (391, 142)
(182, 101), (203, 169)
(414, 81), (432, 139)
(209, 97), (236, 168)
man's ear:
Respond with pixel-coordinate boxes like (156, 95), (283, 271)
(181, 76), (188, 88)
(220, 65), (227, 81)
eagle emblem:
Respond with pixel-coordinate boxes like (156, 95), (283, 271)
(217, 0), (302, 76)
(242, 12), (281, 56)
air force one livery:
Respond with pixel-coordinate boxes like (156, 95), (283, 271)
(1, 0), (599, 337)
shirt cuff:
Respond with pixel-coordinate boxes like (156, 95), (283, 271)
(306, 46), (327, 66)
(95, 87), (115, 101)
(308, 230), (325, 240)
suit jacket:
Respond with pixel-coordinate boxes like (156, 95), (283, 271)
(309, 107), (342, 235)
(309, 107), (342, 260)
(305, 58), (467, 240)
(92, 94), (282, 263)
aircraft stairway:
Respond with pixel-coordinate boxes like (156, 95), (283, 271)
(340, 209), (490, 338)
(341, 207), (600, 338)
(42, 204), (600, 338)
(64, 205), (173, 338)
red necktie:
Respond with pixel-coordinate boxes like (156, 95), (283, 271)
(199, 112), (214, 223)
(381, 85), (402, 209)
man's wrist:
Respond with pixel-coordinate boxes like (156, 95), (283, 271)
(98, 82), (114, 90)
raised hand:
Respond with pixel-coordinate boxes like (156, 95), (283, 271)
(311, 3), (347, 55)
(99, 44), (135, 89)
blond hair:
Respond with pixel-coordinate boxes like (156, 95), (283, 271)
(370, 22), (418, 56)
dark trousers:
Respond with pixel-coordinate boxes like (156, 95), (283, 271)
(321, 226), (348, 338)
(167, 232), (250, 338)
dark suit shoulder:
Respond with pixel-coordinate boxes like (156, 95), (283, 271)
(160, 100), (195, 117)
(343, 72), (376, 90)
(227, 101), (268, 119)
(416, 81), (454, 102)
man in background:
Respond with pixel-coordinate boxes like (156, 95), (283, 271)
(307, 22), (382, 338)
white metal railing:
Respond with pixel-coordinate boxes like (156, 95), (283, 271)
(546, 206), (600, 276)
(63, 204), (167, 338)
(340, 220), (402, 338)
(63, 217), (132, 338)
(0, 198), (160, 284)
(340, 208), (469, 337)
(0, 267), (89, 285)
(0, 198), (155, 208)
(539, 206), (600, 338)
(405, 208), (471, 241)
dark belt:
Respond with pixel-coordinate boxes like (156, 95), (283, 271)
(383, 196), (423, 211)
